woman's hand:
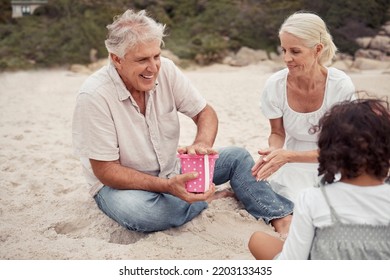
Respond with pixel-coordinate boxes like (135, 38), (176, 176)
(251, 147), (273, 176)
(252, 148), (290, 181)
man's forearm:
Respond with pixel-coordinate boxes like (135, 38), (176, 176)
(192, 104), (218, 147)
(90, 159), (169, 192)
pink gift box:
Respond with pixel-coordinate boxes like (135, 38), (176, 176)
(177, 154), (219, 193)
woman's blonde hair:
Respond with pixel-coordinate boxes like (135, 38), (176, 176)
(279, 11), (337, 66)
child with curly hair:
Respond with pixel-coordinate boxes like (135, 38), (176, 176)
(248, 98), (390, 259)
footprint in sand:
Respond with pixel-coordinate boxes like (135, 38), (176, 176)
(109, 228), (146, 245)
(53, 220), (90, 236)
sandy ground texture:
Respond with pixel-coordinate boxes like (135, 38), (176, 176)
(1, 61), (389, 260)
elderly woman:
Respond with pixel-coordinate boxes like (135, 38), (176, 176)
(252, 11), (356, 204)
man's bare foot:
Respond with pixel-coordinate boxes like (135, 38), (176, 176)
(270, 214), (292, 238)
(206, 190), (235, 203)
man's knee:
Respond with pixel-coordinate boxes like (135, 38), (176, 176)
(220, 146), (252, 162)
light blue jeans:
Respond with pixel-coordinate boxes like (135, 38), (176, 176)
(94, 146), (294, 232)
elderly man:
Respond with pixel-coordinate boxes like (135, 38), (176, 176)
(72, 9), (293, 234)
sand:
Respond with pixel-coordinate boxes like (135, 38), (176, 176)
(1, 62), (389, 260)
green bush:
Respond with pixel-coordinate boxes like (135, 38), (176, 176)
(0, 0), (388, 71)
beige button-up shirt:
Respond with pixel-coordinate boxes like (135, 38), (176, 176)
(72, 57), (206, 196)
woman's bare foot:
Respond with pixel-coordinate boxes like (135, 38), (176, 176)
(270, 214), (292, 238)
(206, 190), (235, 203)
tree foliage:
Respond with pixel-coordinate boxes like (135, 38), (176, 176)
(0, 0), (389, 70)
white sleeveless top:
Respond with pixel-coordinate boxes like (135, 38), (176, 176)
(260, 67), (356, 203)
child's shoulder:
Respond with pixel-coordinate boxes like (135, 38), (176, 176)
(297, 185), (326, 206)
(300, 181), (390, 202)
(298, 183), (342, 204)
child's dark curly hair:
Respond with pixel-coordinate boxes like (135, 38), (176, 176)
(315, 98), (390, 184)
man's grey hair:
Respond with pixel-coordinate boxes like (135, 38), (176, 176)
(105, 9), (167, 59)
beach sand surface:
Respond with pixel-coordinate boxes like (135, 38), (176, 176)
(1, 62), (389, 259)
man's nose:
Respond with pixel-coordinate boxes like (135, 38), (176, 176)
(147, 60), (158, 72)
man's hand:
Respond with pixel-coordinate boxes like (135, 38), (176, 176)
(177, 144), (218, 155)
(167, 172), (216, 203)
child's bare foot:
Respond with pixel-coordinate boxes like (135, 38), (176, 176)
(206, 190), (235, 203)
(270, 214), (292, 238)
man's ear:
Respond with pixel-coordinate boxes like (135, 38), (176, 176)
(110, 53), (122, 69)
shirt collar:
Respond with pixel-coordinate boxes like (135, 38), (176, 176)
(108, 62), (158, 101)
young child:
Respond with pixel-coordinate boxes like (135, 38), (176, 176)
(248, 98), (390, 259)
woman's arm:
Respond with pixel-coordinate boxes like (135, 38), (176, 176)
(268, 117), (286, 150)
(252, 118), (285, 178)
(252, 118), (319, 180)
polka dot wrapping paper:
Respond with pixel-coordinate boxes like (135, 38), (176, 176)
(177, 154), (219, 193)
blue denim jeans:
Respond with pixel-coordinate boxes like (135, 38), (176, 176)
(94, 146), (294, 232)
